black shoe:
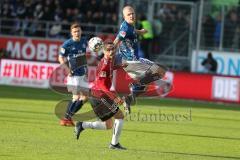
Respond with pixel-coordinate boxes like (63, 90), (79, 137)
(129, 83), (146, 105)
(75, 121), (84, 140)
(109, 143), (127, 150)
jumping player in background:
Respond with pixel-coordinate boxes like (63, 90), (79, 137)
(75, 40), (127, 150)
(58, 23), (88, 126)
(114, 6), (166, 112)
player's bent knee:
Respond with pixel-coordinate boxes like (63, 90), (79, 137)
(105, 119), (113, 129)
(72, 94), (80, 101)
(158, 67), (166, 78)
(114, 110), (124, 119)
(80, 95), (88, 102)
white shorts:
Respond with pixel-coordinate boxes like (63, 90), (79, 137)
(123, 58), (154, 80)
(67, 75), (90, 95)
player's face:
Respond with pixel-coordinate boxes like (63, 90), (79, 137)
(123, 8), (135, 25)
(104, 44), (115, 57)
(71, 27), (81, 41)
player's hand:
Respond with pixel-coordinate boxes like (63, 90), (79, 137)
(140, 29), (148, 34)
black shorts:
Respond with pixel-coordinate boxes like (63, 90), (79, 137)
(89, 94), (119, 121)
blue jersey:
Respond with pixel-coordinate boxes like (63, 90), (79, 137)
(59, 38), (87, 76)
(117, 21), (138, 61)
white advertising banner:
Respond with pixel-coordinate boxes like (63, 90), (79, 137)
(191, 50), (240, 76)
(0, 59), (59, 88)
(212, 76), (240, 102)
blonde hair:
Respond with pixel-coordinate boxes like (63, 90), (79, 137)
(70, 22), (81, 31)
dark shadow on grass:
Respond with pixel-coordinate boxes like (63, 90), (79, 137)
(125, 129), (240, 141)
(129, 149), (240, 160)
(1, 85), (240, 111)
(0, 109), (52, 115)
(0, 155), (18, 157)
(136, 98), (240, 112)
(194, 115), (240, 122)
(0, 118), (57, 126)
(0, 85), (67, 101)
(154, 121), (240, 131)
(75, 145), (240, 159)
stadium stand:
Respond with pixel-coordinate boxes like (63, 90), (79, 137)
(0, 0), (119, 38)
(201, 1), (240, 52)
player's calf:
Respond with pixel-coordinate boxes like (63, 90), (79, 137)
(60, 97), (86, 126)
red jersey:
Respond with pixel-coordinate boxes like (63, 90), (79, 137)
(96, 57), (113, 90)
(91, 57), (117, 100)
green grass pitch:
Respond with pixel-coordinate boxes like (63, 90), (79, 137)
(0, 85), (240, 160)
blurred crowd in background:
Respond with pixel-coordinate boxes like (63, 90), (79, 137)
(0, 0), (119, 37)
(202, 4), (240, 51)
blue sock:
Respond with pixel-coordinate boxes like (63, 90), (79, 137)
(64, 101), (76, 119)
(131, 83), (145, 96)
(72, 100), (83, 113)
(68, 100), (84, 118)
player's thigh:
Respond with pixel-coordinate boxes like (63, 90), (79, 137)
(72, 94), (80, 101)
(79, 92), (88, 101)
(72, 93), (88, 101)
(158, 64), (166, 78)
(89, 96), (119, 121)
(140, 58), (166, 78)
(113, 109), (124, 119)
(114, 53), (123, 65)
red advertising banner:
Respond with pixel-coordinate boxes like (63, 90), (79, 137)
(0, 36), (101, 65)
(167, 72), (213, 101)
(0, 59), (59, 88)
(167, 72), (240, 103)
(0, 36), (63, 62)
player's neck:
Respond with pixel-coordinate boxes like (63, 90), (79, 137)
(104, 55), (111, 59)
(125, 20), (134, 26)
(72, 37), (81, 41)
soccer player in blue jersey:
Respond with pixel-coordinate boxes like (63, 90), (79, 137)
(114, 6), (166, 112)
(58, 23), (88, 126)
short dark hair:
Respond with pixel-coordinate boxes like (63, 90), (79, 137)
(70, 22), (81, 31)
(104, 39), (113, 46)
(103, 39), (114, 50)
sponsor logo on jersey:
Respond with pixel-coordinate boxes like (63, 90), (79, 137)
(60, 47), (65, 54)
(120, 31), (126, 38)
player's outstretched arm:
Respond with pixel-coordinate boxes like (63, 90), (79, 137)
(113, 37), (120, 49)
(135, 29), (148, 35)
(58, 55), (67, 65)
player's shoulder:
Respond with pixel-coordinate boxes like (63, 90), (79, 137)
(120, 21), (129, 30)
(62, 38), (73, 48)
(80, 36), (88, 44)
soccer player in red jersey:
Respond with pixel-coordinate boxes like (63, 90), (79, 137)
(75, 40), (127, 150)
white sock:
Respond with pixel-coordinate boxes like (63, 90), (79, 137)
(82, 121), (107, 130)
(111, 119), (124, 145)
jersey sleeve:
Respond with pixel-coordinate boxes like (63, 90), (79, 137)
(117, 24), (128, 41)
(59, 42), (68, 57)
